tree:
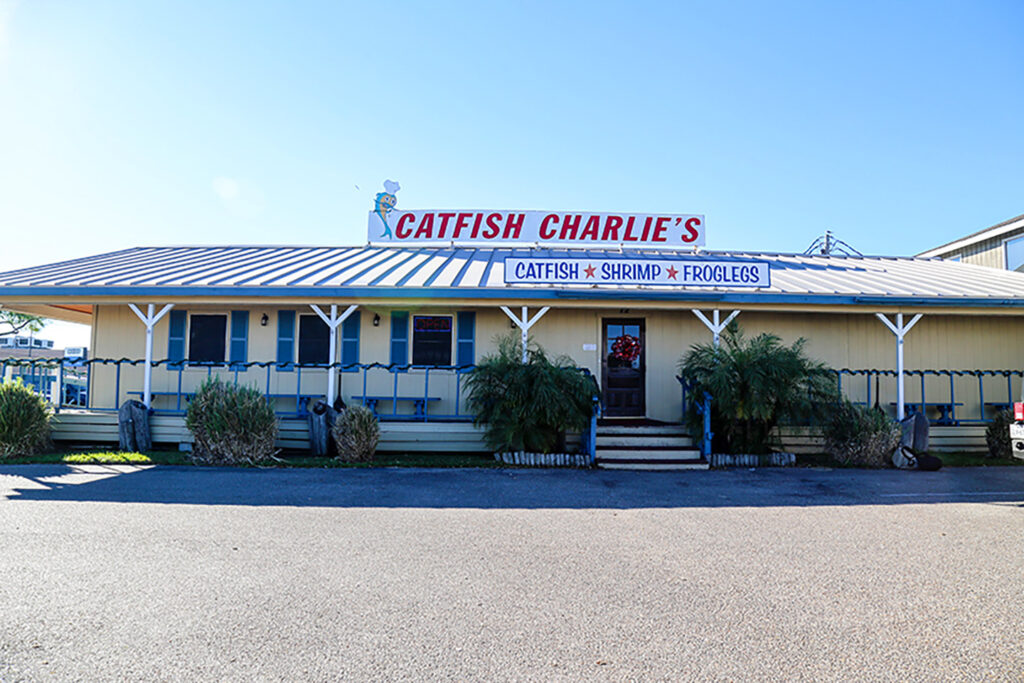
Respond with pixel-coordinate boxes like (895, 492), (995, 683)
(464, 334), (598, 454)
(679, 323), (838, 455)
(0, 311), (43, 337)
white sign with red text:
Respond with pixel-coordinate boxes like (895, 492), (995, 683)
(367, 210), (706, 248)
(504, 258), (771, 287)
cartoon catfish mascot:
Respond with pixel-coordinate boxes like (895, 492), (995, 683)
(374, 180), (401, 239)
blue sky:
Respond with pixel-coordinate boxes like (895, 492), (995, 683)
(1, 1), (1022, 344)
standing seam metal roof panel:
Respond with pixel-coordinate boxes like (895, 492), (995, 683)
(4, 246), (1024, 303)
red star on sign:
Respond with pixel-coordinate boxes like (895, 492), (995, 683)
(667, 265), (679, 280)
(584, 264), (596, 278)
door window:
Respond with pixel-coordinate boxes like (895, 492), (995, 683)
(606, 323), (642, 369)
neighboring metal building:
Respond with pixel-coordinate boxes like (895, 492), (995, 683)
(919, 212), (1024, 271)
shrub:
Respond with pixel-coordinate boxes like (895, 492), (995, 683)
(464, 334), (598, 454)
(0, 379), (52, 458)
(332, 405), (380, 462)
(823, 401), (901, 467)
(185, 378), (278, 465)
(679, 323), (838, 454)
(985, 409), (1013, 460)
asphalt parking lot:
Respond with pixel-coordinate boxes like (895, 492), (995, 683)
(2, 465), (1023, 681)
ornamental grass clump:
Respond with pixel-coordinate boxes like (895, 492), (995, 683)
(0, 379), (52, 458)
(823, 400), (901, 467)
(464, 334), (598, 454)
(985, 409), (1013, 460)
(332, 405), (380, 462)
(185, 378), (278, 465)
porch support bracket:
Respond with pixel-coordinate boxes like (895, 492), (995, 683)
(310, 304), (359, 403)
(692, 309), (740, 348)
(500, 305), (550, 362)
(128, 303), (175, 408)
(875, 312), (922, 421)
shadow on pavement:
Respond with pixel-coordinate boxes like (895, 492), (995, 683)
(2, 464), (1024, 509)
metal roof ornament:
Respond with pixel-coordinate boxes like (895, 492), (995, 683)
(803, 230), (863, 257)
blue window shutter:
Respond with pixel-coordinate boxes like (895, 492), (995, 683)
(277, 310), (295, 371)
(230, 311), (248, 368)
(456, 311), (475, 367)
(168, 310), (187, 365)
(390, 311), (409, 368)
(341, 311), (360, 372)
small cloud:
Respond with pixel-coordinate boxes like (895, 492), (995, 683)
(212, 177), (240, 201)
(211, 176), (264, 217)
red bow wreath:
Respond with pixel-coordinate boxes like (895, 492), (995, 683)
(611, 334), (641, 364)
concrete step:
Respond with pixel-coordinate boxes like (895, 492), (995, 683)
(597, 448), (703, 462)
(596, 425), (690, 437)
(597, 461), (710, 471)
(596, 435), (694, 448)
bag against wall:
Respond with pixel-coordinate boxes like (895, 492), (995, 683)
(892, 446), (917, 470)
(915, 453), (943, 471)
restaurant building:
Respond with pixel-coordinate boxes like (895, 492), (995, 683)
(2, 204), (1024, 466)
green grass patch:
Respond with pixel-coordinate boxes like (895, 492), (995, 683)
(2, 450), (501, 468)
(797, 451), (1024, 468)
(2, 450), (192, 465)
(935, 452), (1024, 467)
(278, 452), (502, 468)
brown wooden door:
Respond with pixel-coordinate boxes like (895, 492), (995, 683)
(602, 319), (645, 417)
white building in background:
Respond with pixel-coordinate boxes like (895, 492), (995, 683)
(0, 334), (55, 351)
(919, 212), (1024, 271)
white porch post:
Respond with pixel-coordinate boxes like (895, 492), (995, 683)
(500, 305), (550, 362)
(128, 303), (175, 408)
(310, 304), (359, 401)
(875, 312), (922, 421)
(692, 309), (740, 348)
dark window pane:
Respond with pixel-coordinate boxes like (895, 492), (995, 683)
(412, 316), (452, 366)
(298, 315), (330, 365)
(188, 315), (226, 364)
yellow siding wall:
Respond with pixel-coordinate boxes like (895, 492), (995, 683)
(89, 304), (1024, 423)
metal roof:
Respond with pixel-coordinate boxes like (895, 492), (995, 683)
(3, 245), (1024, 308)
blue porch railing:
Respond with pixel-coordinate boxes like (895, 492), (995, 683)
(674, 368), (1023, 431)
(676, 375), (714, 459)
(3, 357), (605, 461)
(0, 357), (479, 421)
(834, 369), (1023, 425)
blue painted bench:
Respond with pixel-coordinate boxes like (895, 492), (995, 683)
(351, 395), (442, 419)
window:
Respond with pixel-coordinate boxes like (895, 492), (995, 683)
(456, 311), (475, 366)
(276, 311), (296, 370)
(341, 312), (360, 371)
(412, 315), (452, 366)
(1005, 235), (1024, 272)
(188, 315), (227, 364)
(298, 314), (330, 365)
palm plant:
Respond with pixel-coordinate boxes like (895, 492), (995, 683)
(679, 323), (838, 454)
(464, 334), (598, 454)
